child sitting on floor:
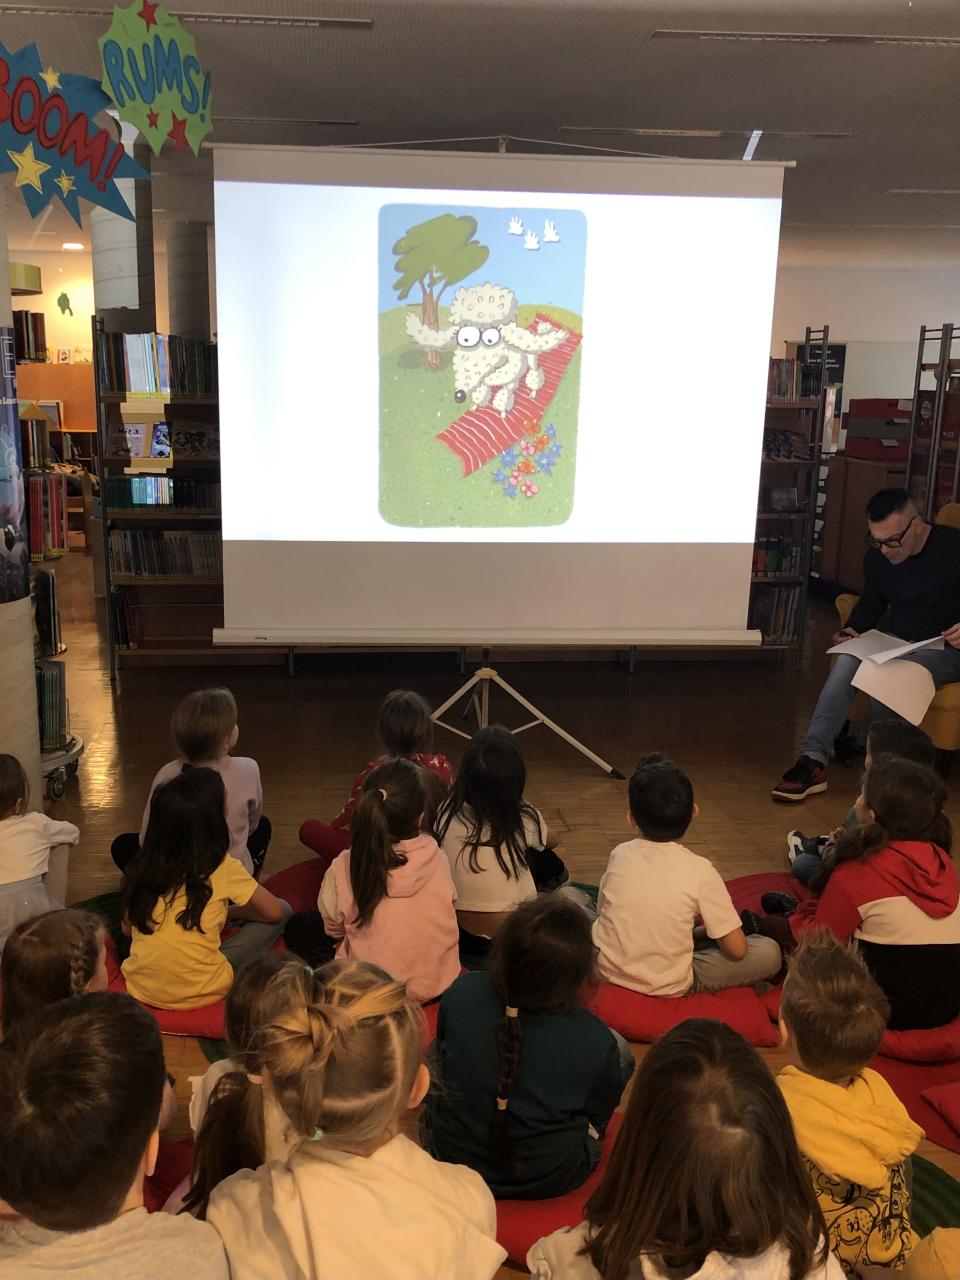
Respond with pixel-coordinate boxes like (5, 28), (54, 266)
(423, 895), (632, 1199)
(285, 758), (460, 1003)
(778, 929), (922, 1276)
(592, 754), (781, 995)
(787, 720), (934, 887)
(527, 1018), (842, 1280)
(0, 753), (79, 951)
(1, 908), (107, 1036)
(0, 992), (228, 1280)
(789, 755), (960, 1029)
(112, 687), (270, 877)
(299, 689), (455, 869)
(206, 959), (506, 1280)
(435, 725), (565, 955)
(122, 768), (289, 1011)
(182, 952), (306, 1217)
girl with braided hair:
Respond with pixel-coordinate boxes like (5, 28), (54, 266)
(423, 896), (633, 1199)
(1, 907), (107, 1036)
(206, 959), (506, 1280)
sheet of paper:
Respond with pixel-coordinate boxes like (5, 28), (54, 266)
(828, 629), (944, 664)
(870, 635), (945, 664)
(851, 657), (936, 725)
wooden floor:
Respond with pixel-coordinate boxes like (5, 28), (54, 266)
(46, 552), (959, 1222)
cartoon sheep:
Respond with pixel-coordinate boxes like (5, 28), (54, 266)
(405, 283), (567, 417)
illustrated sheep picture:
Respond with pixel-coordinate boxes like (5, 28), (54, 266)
(378, 203), (586, 529)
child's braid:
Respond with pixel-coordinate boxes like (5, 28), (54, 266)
(490, 1004), (523, 1171)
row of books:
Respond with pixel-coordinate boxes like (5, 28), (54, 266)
(31, 570), (62, 658)
(110, 588), (143, 649)
(767, 357), (823, 402)
(752, 535), (803, 578)
(13, 310), (46, 362)
(105, 475), (221, 510)
(27, 473), (67, 561)
(750, 585), (802, 643)
(96, 332), (217, 397)
(108, 529), (223, 579)
(36, 659), (68, 752)
(21, 420), (49, 470)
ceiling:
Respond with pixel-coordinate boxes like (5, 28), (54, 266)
(2, 0), (959, 262)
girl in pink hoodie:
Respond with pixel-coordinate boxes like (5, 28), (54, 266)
(300, 758), (460, 1004)
(793, 753), (960, 1030)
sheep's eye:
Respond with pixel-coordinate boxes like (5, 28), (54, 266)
(457, 326), (481, 349)
(481, 327), (501, 347)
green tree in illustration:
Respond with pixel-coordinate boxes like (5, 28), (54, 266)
(392, 215), (489, 367)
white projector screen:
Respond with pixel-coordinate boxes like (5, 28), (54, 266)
(212, 147), (784, 646)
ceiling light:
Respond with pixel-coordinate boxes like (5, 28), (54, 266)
(650, 29), (960, 48)
(61, 242), (85, 251)
(887, 188), (960, 196)
(559, 126), (850, 141)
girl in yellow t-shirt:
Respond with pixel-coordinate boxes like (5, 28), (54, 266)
(122, 768), (289, 1011)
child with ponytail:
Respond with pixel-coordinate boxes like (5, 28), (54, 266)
(286, 758), (460, 1003)
(1, 907), (107, 1036)
(205, 959), (506, 1280)
(424, 896), (633, 1199)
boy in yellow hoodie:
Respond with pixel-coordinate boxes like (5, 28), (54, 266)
(777, 928), (923, 1276)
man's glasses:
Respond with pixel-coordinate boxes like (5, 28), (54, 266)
(866, 514), (917, 550)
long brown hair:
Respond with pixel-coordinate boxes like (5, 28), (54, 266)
(182, 952), (305, 1218)
(582, 1020), (826, 1280)
(349, 758), (425, 927)
(486, 896), (598, 1171)
(813, 753), (951, 894)
(1, 909), (105, 1037)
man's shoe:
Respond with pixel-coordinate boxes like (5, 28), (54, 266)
(772, 756), (828, 802)
(786, 830), (829, 865)
(833, 732), (866, 768)
(740, 909), (764, 937)
(760, 891), (798, 917)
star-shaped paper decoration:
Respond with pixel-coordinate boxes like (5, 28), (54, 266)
(167, 112), (189, 151)
(147, 109), (159, 129)
(54, 170), (76, 198)
(7, 142), (50, 192)
(138, 0), (159, 28)
(39, 66), (61, 92)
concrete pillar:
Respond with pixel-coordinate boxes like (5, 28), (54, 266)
(91, 120), (156, 332)
(166, 221), (211, 339)
(0, 191), (42, 805)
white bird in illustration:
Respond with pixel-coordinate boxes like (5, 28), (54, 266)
(543, 219), (560, 243)
(523, 229), (540, 251)
(508, 216), (524, 235)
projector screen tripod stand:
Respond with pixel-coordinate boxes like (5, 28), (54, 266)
(432, 649), (625, 778)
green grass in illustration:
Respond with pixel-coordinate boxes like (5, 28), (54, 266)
(378, 303), (582, 528)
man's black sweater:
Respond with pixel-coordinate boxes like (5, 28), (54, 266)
(848, 524), (960, 642)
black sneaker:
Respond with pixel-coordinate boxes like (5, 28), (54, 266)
(760, 891), (798, 917)
(833, 732), (866, 768)
(772, 756), (828, 802)
(786, 830), (830, 866)
(740, 909), (764, 936)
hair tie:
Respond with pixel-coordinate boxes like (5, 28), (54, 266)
(505, 1005), (519, 1019)
(311, 1127), (325, 1141)
(246, 1072), (262, 1086)
(496, 1097), (508, 1111)
(378, 788), (388, 802)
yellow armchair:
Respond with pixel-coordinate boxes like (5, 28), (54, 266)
(834, 503), (960, 753)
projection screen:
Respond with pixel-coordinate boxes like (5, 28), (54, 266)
(212, 147), (784, 647)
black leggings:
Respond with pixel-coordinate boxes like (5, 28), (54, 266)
(111, 815), (273, 878)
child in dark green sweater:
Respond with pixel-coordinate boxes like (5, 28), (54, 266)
(422, 896), (633, 1199)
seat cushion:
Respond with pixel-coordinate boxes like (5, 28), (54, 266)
(586, 982), (778, 1047)
(878, 1016), (960, 1064)
(495, 1113), (622, 1266)
(921, 1082), (960, 1146)
(105, 937), (227, 1038)
(262, 858), (326, 914)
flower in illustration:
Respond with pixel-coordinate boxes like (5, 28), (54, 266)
(509, 469), (522, 487)
(493, 468), (509, 484)
(535, 433), (551, 452)
(518, 459), (536, 475)
(523, 418), (541, 437)
(521, 481), (540, 498)
(537, 456), (555, 475)
(543, 423), (557, 440)
(521, 440), (537, 456)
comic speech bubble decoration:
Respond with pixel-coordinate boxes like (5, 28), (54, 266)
(0, 41), (148, 224)
(99, 2), (212, 156)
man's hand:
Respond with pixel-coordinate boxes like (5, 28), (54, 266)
(831, 626), (859, 646)
(942, 622), (960, 648)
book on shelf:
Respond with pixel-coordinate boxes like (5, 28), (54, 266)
(168, 420), (219, 459)
(752, 534), (803, 578)
(108, 528), (223, 578)
(105, 475), (221, 510)
(749, 584), (802, 642)
(35, 659), (67, 752)
(96, 331), (217, 398)
(766, 356), (824, 402)
(13, 311), (47, 363)
(111, 588), (142, 649)
(106, 418), (173, 459)
(26, 473), (67, 561)
(31, 569), (61, 657)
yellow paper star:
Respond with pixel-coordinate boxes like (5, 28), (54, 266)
(39, 66), (61, 93)
(7, 143), (51, 193)
(54, 170), (75, 199)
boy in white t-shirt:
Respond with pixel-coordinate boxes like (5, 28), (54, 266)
(593, 755), (781, 995)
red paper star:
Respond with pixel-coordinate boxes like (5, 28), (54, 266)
(167, 112), (189, 151)
(138, 0), (159, 28)
(147, 109), (159, 129)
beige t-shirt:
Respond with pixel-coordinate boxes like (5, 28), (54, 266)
(438, 805), (545, 913)
(593, 838), (741, 996)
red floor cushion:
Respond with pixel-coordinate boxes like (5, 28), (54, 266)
(105, 938), (227, 1039)
(143, 1139), (194, 1213)
(587, 982), (778, 1047)
(759, 986), (783, 1022)
(870, 1054), (960, 1154)
(724, 871), (813, 916)
(262, 858), (326, 914)
(921, 1082), (960, 1145)
(495, 1113), (622, 1266)
(879, 1017), (960, 1064)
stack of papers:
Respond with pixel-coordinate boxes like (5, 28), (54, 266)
(827, 630), (945, 724)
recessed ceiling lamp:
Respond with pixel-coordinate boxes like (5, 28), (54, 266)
(887, 188), (960, 195)
(61, 242), (85, 251)
(558, 126), (850, 141)
(650, 29), (960, 48)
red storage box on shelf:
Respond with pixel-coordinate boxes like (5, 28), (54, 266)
(844, 397), (911, 462)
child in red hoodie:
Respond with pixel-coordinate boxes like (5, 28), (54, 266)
(792, 754), (960, 1030)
